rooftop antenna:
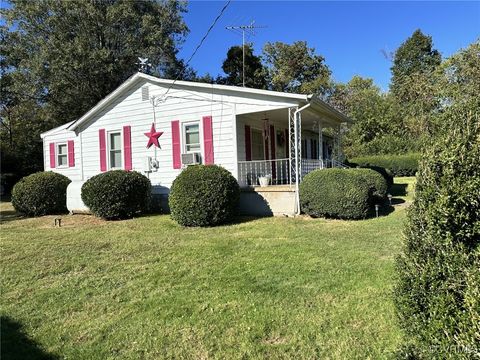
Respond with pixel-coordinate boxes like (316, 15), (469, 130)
(225, 20), (266, 87)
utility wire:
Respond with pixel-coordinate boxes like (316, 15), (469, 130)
(159, 0), (231, 100)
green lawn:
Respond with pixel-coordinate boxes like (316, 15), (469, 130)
(0, 178), (415, 359)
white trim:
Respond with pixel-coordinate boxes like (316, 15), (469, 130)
(64, 72), (351, 133)
(181, 121), (201, 155)
(107, 129), (123, 170)
(56, 142), (68, 168)
(40, 121), (75, 138)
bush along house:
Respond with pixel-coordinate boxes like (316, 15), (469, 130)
(41, 72), (351, 216)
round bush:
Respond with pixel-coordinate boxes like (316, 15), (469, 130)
(169, 165), (240, 227)
(12, 171), (71, 216)
(81, 170), (151, 220)
(300, 169), (372, 220)
(354, 168), (388, 203)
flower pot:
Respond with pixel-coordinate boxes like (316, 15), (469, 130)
(258, 176), (270, 187)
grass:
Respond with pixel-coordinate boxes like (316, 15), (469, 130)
(1, 177), (415, 359)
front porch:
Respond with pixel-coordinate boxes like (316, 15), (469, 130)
(235, 106), (347, 188)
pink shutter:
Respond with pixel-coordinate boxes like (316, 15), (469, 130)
(49, 143), (56, 168)
(171, 120), (181, 169)
(202, 116), (214, 165)
(123, 125), (132, 170)
(99, 129), (107, 172)
(244, 125), (251, 161)
(67, 140), (75, 167)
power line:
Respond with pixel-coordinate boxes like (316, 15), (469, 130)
(158, 0), (231, 101)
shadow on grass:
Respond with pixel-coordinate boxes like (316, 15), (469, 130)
(1, 316), (58, 360)
(0, 210), (23, 223)
(390, 183), (408, 197)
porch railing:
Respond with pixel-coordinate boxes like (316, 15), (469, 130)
(237, 158), (347, 187)
(237, 158), (290, 187)
(300, 159), (324, 179)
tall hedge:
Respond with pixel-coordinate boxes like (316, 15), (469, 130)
(349, 153), (420, 177)
(300, 169), (372, 220)
(81, 170), (151, 220)
(394, 109), (480, 358)
(11, 172), (71, 216)
(169, 165), (240, 227)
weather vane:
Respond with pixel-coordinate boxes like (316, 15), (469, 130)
(137, 57), (152, 74)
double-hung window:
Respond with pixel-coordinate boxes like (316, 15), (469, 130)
(183, 122), (200, 153)
(57, 143), (68, 167)
(108, 131), (122, 169)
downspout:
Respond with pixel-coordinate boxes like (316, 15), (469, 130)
(294, 102), (311, 215)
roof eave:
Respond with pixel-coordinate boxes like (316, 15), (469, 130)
(310, 97), (352, 124)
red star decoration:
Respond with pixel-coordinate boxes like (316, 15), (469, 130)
(144, 123), (163, 148)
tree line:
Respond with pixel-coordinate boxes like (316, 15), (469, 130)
(1, 0), (479, 178)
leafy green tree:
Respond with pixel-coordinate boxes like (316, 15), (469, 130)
(0, 0), (189, 176)
(328, 76), (409, 157)
(390, 29), (441, 100)
(262, 41), (331, 95)
(433, 40), (480, 112)
(389, 30), (442, 139)
(218, 44), (267, 89)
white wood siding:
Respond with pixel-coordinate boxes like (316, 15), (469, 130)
(43, 79), (301, 194)
(43, 132), (82, 181)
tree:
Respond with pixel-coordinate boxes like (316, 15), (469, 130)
(328, 76), (409, 157)
(390, 29), (441, 101)
(219, 44), (267, 89)
(262, 41), (331, 95)
(0, 0), (189, 176)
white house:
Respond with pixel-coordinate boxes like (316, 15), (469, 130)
(41, 72), (350, 216)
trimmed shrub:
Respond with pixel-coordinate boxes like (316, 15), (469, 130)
(354, 168), (388, 203)
(394, 109), (480, 358)
(349, 153), (420, 177)
(300, 169), (372, 220)
(169, 165), (240, 227)
(11, 171), (71, 216)
(81, 170), (151, 220)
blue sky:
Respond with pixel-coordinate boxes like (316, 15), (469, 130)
(179, 1), (480, 90)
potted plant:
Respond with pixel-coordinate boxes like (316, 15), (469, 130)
(258, 174), (271, 187)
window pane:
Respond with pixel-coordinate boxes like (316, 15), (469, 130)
(110, 150), (121, 168)
(186, 143), (201, 152)
(110, 133), (121, 151)
(184, 124), (200, 152)
(58, 144), (67, 155)
(58, 155), (67, 166)
(186, 132), (199, 146)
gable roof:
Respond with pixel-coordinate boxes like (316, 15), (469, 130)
(40, 120), (75, 139)
(46, 72), (350, 134)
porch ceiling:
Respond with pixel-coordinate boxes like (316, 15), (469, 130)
(239, 107), (342, 129)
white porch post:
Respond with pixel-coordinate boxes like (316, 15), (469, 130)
(318, 121), (323, 163)
(231, 104), (238, 179)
